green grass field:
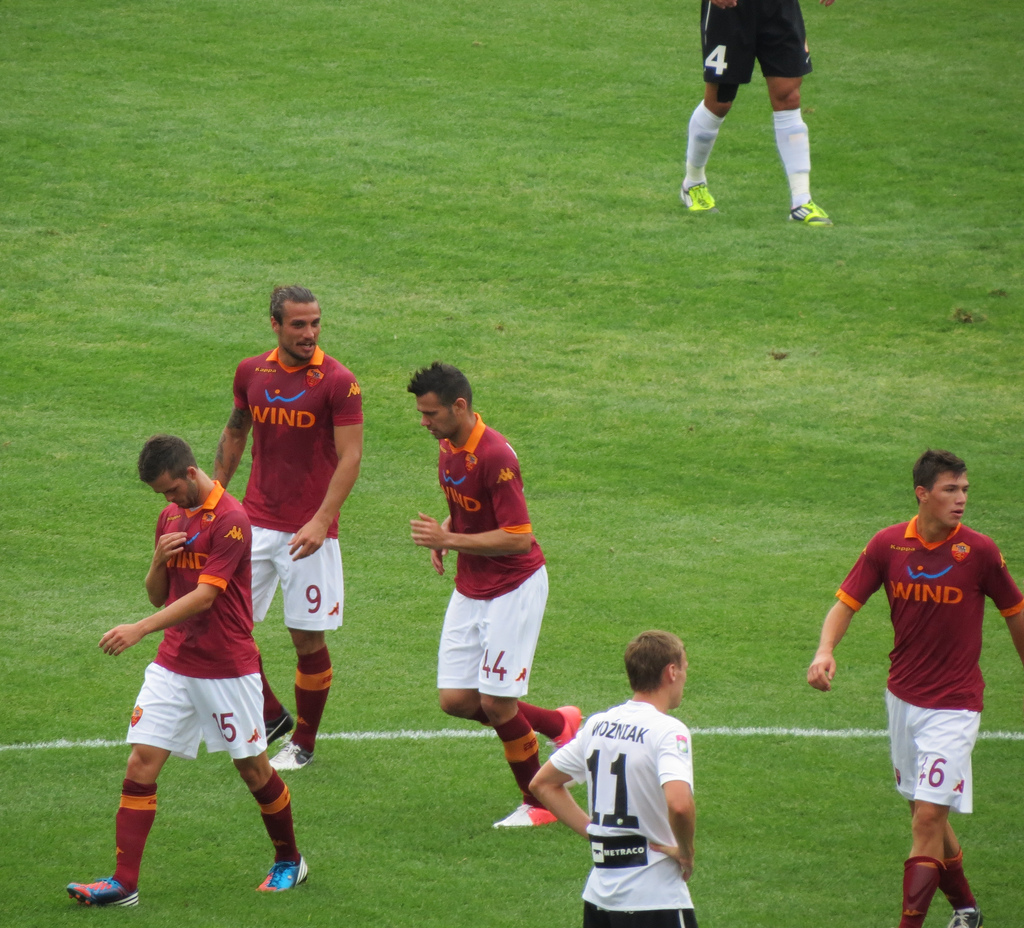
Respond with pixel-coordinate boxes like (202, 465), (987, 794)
(2, 0), (1023, 925)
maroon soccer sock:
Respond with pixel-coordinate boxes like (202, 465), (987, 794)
(898, 856), (942, 928)
(252, 772), (300, 862)
(258, 650), (285, 722)
(939, 849), (977, 911)
(112, 779), (157, 891)
(291, 646), (332, 753)
(493, 710), (541, 806)
(516, 701), (565, 740)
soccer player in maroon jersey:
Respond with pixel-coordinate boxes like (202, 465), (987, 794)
(408, 362), (581, 828)
(216, 286), (363, 771)
(808, 449), (1024, 928)
(67, 436), (305, 908)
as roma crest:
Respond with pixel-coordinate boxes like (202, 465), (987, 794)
(202, 511), (216, 524)
(951, 543), (970, 563)
(131, 706), (143, 727)
(465, 453), (478, 472)
(306, 368), (324, 389)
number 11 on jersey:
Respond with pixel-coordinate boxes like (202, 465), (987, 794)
(587, 749), (640, 829)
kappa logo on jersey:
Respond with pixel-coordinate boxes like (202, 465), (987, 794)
(907, 564), (952, 580)
(347, 381), (361, 397)
(592, 720), (649, 743)
(442, 470), (467, 486)
(951, 543), (971, 563)
(202, 511), (216, 524)
(306, 368), (323, 389)
(166, 513), (182, 522)
(890, 544), (915, 552)
(130, 706), (143, 727)
(497, 467), (516, 483)
(255, 366), (277, 373)
(224, 525), (245, 542)
(676, 734), (689, 755)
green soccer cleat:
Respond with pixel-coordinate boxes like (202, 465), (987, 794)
(789, 201), (832, 224)
(681, 183), (718, 213)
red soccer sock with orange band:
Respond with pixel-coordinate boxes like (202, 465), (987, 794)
(252, 772), (299, 862)
(112, 779), (157, 891)
(291, 647), (332, 754)
(467, 701), (564, 740)
(493, 710), (542, 807)
(939, 849), (977, 912)
(899, 856), (942, 928)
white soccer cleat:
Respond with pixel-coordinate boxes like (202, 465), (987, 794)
(493, 802), (558, 828)
(269, 741), (313, 771)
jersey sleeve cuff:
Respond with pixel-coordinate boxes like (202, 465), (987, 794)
(1000, 599), (1024, 618)
(501, 524), (533, 534)
(836, 589), (862, 611)
(198, 575), (229, 591)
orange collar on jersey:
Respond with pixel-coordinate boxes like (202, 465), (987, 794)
(448, 413), (486, 455)
(266, 346), (325, 373)
(185, 480), (225, 516)
(905, 516), (961, 551)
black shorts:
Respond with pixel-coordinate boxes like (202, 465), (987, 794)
(701, 0), (812, 85)
(583, 901), (699, 928)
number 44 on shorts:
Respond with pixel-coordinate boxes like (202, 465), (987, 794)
(705, 45), (728, 76)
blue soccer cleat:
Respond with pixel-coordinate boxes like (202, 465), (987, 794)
(67, 877), (139, 907)
(257, 856), (308, 892)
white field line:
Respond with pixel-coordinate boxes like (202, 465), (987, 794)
(3, 725), (1024, 753)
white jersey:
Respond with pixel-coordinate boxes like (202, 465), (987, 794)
(549, 699), (695, 911)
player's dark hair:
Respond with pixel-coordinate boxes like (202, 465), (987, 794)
(407, 361), (473, 408)
(913, 449), (966, 491)
(138, 435), (197, 483)
(270, 285), (318, 324)
(624, 630), (685, 694)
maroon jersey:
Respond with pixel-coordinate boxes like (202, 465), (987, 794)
(838, 517), (1023, 711)
(232, 346), (363, 537)
(153, 483), (259, 680)
(438, 413), (545, 599)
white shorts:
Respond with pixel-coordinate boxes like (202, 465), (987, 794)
(886, 690), (979, 813)
(251, 527), (344, 631)
(437, 566), (548, 698)
(127, 663), (267, 761)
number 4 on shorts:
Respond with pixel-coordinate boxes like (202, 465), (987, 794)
(705, 44), (728, 76)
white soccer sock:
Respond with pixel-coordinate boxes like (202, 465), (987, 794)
(773, 108), (812, 208)
(684, 102), (725, 189)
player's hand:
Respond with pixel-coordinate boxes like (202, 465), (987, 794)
(152, 532), (187, 567)
(807, 652), (836, 691)
(710, 0), (738, 8)
(649, 843), (694, 881)
(99, 623), (145, 656)
(289, 519), (328, 560)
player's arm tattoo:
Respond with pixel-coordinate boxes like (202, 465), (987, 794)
(215, 406), (252, 484)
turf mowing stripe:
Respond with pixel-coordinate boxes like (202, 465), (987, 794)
(4, 726), (1024, 752)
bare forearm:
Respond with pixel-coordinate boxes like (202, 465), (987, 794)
(815, 601), (855, 656)
(443, 527), (534, 557)
(311, 454), (361, 529)
(215, 429), (247, 488)
(530, 763), (591, 838)
(145, 564), (170, 607)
